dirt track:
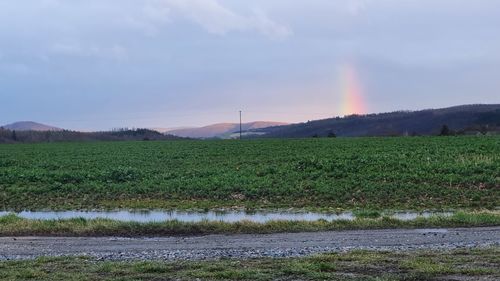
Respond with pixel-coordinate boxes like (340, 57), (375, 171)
(1, 227), (499, 261)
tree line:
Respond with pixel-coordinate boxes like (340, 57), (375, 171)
(0, 128), (185, 143)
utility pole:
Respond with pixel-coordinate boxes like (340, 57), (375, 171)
(239, 110), (242, 140)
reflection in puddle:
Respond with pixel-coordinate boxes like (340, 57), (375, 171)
(0, 210), (453, 223)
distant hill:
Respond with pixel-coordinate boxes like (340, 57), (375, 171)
(167, 121), (288, 139)
(2, 121), (62, 131)
(259, 104), (500, 138)
(150, 127), (195, 134)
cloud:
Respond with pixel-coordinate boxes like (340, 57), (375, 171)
(143, 2), (171, 23)
(251, 9), (292, 40)
(156, 0), (292, 39)
(345, 0), (372, 15)
(0, 63), (32, 75)
(50, 42), (128, 61)
(40, 0), (60, 7)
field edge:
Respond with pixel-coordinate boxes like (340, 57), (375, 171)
(1, 211), (499, 237)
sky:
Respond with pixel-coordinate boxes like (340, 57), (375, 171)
(1, 0), (499, 130)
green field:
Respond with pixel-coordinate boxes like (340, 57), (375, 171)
(0, 137), (498, 210)
(1, 248), (498, 281)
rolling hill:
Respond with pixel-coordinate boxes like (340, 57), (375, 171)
(1, 121), (62, 131)
(258, 104), (500, 138)
(167, 121), (288, 139)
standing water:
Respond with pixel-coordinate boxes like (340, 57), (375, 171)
(0, 210), (453, 223)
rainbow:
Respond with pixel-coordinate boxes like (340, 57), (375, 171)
(338, 63), (367, 116)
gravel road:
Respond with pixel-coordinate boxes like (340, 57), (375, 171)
(1, 227), (499, 261)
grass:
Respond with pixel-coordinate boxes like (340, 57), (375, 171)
(0, 247), (498, 280)
(0, 211), (498, 236)
(0, 137), (499, 211)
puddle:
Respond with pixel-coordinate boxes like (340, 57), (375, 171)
(0, 210), (453, 223)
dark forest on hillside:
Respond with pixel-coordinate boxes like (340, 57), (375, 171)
(0, 128), (185, 143)
(259, 104), (500, 138)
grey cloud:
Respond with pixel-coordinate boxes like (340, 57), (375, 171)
(50, 42), (128, 61)
(0, 63), (32, 75)
(157, 0), (292, 39)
